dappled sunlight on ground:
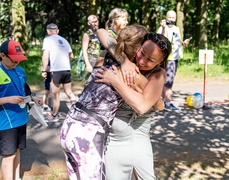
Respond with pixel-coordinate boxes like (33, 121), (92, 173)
(1, 80), (228, 179)
(151, 90), (229, 179)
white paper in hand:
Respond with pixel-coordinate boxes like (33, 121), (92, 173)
(30, 104), (48, 127)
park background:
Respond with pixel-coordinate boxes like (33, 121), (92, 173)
(0, 0), (229, 86)
(0, 0), (229, 179)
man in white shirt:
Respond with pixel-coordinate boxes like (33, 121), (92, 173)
(42, 23), (76, 121)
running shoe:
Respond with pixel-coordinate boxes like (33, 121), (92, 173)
(45, 113), (59, 122)
(43, 106), (52, 115)
(165, 103), (180, 111)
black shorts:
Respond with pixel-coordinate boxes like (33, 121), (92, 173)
(164, 60), (178, 88)
(0, 124), (27, 155)
(51, 71), (71, 84)
(44, 72), (51, 90)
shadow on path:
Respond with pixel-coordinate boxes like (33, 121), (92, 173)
(1, 86), (228, 179)
(151, 90), (229, 179)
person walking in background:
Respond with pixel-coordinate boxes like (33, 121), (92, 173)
(157, 10), (190, 111)
(0, 40), (42, 180)
(82, 15), (101, 73)
(42, 23), (76, 122)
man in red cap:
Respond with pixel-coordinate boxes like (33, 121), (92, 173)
(0, 40), (42, 180)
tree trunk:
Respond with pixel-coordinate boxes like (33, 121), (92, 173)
(199, 0), (209, 49)
(12, 0), (28, 51)
(141, 0), (149, 29)
(176, 1), (184, 40)
(212, 0), (222, 47)
(194, 0), (201, 47)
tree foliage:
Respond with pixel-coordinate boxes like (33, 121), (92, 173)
(12, 0), (28, 51)
(0, 0), (228, 51)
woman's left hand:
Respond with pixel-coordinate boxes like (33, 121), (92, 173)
(120, 60), (139, 86)
(95, 66), (119, 86)
(32, 97), (43, 106)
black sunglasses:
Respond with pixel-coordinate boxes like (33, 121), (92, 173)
(147, 32), (168, 50)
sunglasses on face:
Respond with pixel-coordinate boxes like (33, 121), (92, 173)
(147, 32), (168, 50)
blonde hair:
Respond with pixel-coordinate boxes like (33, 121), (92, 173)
(114, 24), (148, 62)
(105, 8), (128, 30)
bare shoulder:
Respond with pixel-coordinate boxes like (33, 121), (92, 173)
(131, 73), (148, 93)
(148, 67), (166, 80)
(82, 32), (89, 39)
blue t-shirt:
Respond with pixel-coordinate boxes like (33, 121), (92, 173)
(0, 64), (29, 130)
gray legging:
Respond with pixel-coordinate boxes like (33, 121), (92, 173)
(104, 108), (156, 180)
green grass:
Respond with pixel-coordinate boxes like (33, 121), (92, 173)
(19, 45), (43, 87)
(177, 44), (229, 81)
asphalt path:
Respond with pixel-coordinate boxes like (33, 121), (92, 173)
(0, 81), (228, 179)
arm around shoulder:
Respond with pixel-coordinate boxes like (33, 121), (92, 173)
(96, 67), (166, 115)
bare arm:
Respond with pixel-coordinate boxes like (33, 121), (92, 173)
(97, 28), (139, 85)
(42, 50), (49, 71)
(82, 32), (93, 73)
(0, 96), (26, 105)
(97, 28), (136, 66)
(96, 66), (166, 114)
(69, 52), (74, 60)
(41, 50), (49, 79)
(97, 29), (116, 55)
(132, 70), (165, 111)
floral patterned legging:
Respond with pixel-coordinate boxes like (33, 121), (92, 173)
(60, 114), (106, 180)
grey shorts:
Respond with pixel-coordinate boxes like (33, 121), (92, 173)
(164, 60), (178, 88)
(0, 124), (27, 155)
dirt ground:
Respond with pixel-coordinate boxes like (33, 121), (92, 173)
(0, 77), (228, 179)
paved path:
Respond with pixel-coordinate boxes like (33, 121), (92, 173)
(1, 81), (228, 179)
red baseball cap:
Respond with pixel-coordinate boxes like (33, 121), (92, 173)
(0, 40), (28, 62)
